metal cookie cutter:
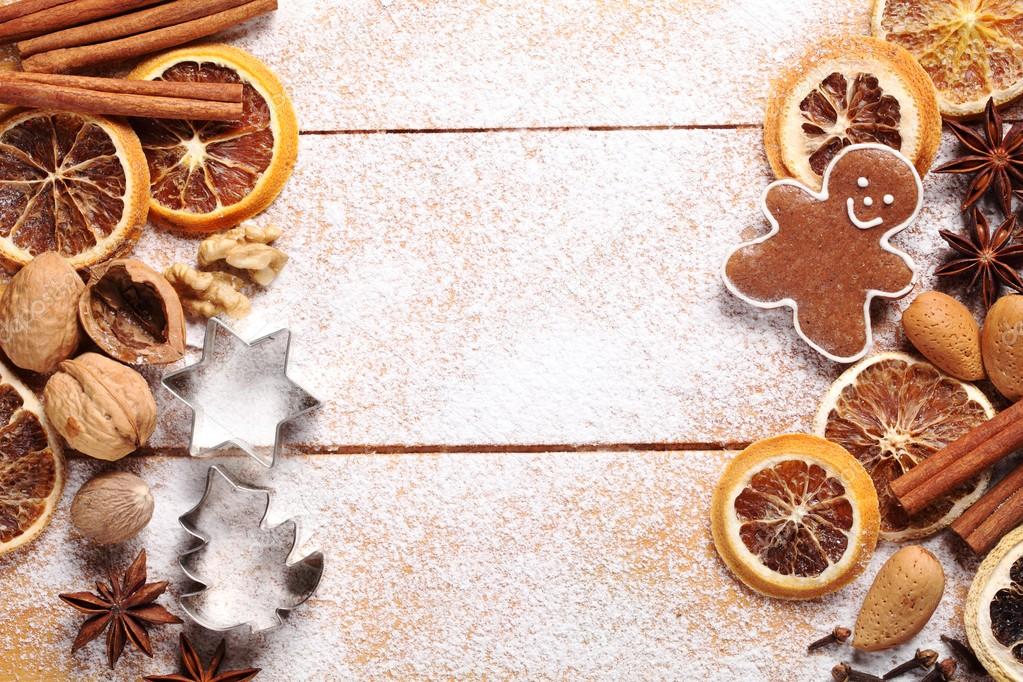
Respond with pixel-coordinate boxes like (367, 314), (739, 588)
(177, 465), (325, 633)
(162, 317), (321, 468)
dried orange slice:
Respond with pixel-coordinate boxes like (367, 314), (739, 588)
(873, 0), (1023, 119)
(128, 44), (298, 233)
(815, 352), (993, 541)
(967, 525), (1023, 681)
(0, 110), (148, 269)
(0, 358), (63, 555)
(764, 35), (941, 189)
(710, 434), (880, 600)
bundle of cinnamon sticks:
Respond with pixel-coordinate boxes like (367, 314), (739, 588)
(890, 399), (1023, 554)
(0, 70), (243, 119)
(0, 0), (275, 73)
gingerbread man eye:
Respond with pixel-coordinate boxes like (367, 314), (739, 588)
(883, 194), (894, 205)
(857, 177), (869, 188)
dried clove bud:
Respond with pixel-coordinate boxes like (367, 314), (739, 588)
(832, 662), (883, 682)
(79, 259), (185, 365)
(883, 649), (939, 679)
(808, 626), (852, 653)
(921, 658), (956, 682)
(940, 635), (982, 674)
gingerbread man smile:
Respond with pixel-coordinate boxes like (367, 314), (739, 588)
(722, 143), (922, 362)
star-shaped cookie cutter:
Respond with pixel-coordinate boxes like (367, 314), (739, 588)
(162, 317), (321, 468)
(177, 465), (325, 633)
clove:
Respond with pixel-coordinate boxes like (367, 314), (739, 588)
(940, 635), (982, 674)
(832, 662), (884, 682)
(921, 658), (956, 682)
(883, 648), (939, 679)
(808, 626), (853, 653)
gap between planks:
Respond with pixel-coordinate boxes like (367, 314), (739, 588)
(87, 442), (751, 459)
(298, 123), (763, 136)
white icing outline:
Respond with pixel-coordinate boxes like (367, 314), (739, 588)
(721, 143), (922, 364)
(847, 197), (881, 228)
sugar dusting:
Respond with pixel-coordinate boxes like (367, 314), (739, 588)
(0, 452), (992, 679)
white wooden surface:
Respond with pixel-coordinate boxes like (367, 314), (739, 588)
(0, 1), (995, 680)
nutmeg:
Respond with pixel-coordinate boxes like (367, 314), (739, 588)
(43, 353), (156, 461)
(982, 295), (1023, 401)
(0, 252), (83, 373)
(71, 471), (153, 544)
(79, 258), (185, 365)
(901, 291), (985, 381)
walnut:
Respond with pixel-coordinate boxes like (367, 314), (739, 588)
(0, 252), (83, 373)
(79, 259), (186, 365)
(198, 221), (288, 286)
(43, 353), (156, 461)
(164, 264), (251, 319)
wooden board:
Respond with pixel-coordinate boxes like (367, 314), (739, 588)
(0, 453), (987, 680)
(0, 0), (1002, 679)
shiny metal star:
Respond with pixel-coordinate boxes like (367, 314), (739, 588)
(162, 318), (321, 467)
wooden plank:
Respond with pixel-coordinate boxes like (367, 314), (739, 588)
(0, 451), (985, 680)
(217, 0), (869, 130)
(135, 130), (971, 450)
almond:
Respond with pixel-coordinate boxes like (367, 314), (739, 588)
(852, 545), (944, 651)
(982, 294), (1023, 401)
(901, 291), (984, 381)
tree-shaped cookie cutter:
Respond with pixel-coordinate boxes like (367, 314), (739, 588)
(177, 465), (325, 633)
(162, 317), (321, 468)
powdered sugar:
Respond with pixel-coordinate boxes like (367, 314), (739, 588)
(0, 452), (989, 679)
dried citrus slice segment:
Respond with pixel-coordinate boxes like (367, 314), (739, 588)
(873, 0), (1023, 119)
(0, 110), (148, 269)
(0, 358), (63, 555)
(815, 352), (993, 541)
(128, 44), (298, 233)
(764, 35), (941, 189)
(710, 434), (880, 600)
(967, 525), (1023, 680)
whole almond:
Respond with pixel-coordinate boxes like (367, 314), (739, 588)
(853, 545), (944, 651)
(902, 291), (984, 381)
(0, 252), (83, 373)
(982, 294), (1023, 401)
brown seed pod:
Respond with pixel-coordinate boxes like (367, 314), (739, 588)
(79, 258), (185, 365)
(0, 252), (84, 373)
(71, 471), (153, 544)
(43, 353), (156, 461)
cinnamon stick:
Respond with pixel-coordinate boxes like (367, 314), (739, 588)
(0, 0), (163, 43)
(0, 0), (71, 25)
(951, 459), (1023, 553)
(890, 399), (1023, 515)
(2, 71), (243, 103)
(21, 0), (276, 73)
(18, 0), (253, 57)
(960, 485), (1023, 554)
(0, 78), (243, 120)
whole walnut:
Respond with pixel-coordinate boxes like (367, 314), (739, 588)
(43, 353), (156, 461)
(0, 252), (84, 373)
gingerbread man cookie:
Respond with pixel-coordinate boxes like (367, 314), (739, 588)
(723, 143), (921, 362)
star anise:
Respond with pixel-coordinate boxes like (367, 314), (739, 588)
(59, 549), (183, 668)
(144, 634), (260, 682)
(933, 97), (1023, 216)
(935, 207), (1023, 308)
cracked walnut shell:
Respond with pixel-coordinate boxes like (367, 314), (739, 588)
(43, 353), (156, 461)
(79, 259), (185, 365)
(0, 252), (84, 373)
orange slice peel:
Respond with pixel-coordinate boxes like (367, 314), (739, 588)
(711, 433), (880, 600)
